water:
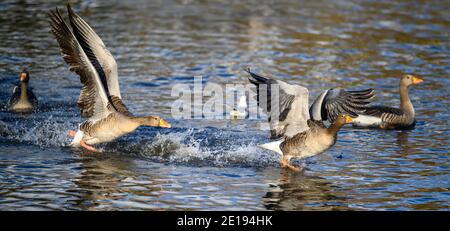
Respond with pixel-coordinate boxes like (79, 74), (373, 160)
(0, 0), (449, 210)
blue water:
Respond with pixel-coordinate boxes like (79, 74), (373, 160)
(0, 0), (449, 210)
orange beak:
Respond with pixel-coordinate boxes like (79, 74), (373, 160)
(159, 118), (171, 128)
(412, 76), (423, 84)
(19, 73), (27, 82)
(344, 115), (353, 123)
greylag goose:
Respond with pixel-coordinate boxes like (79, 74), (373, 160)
(7, 69), (38, 113)
(353, 74), (423, 130)
(247, 69), (369, 170)
(49, 5), (171, 152)
(246, 69), (374, 137)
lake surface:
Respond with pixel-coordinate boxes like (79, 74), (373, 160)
(0, 0), (449, 210)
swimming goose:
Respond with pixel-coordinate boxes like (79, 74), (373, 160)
(353, 74), (423, 130)
(247, 69), (365, 170)
(49, 6), (171, 152)
(8, 69), (38, 113)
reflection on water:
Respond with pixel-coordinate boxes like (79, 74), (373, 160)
(263, 171), (356, 211)
(0, 0), (449, 210)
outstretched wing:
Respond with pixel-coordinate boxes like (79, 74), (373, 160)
(246, 69), (310, 139)
(49, 7), (113, 121)
(309, 88), (374, 123)
(364, 106), (404, 117)
(66, 5), (130, 116)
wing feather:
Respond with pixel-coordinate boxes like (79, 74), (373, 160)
(66, 5), (130, 116)
(310, 88), (375, 122)
(364, 106), (404, 117)
(246, 68), (309, 138)
(49, 7), (113, 120)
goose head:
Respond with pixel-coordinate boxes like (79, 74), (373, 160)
(401, 74), (423, 88)
(140, 116), (171, 128)
(19, 68), (30, 83)
(327, 114), (353, 135)
(334, 114), (353, 126)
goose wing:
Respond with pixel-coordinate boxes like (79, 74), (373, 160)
(66, 5), (131, 117)
(7, 85), (21, 107)
(27, 88), (38, 106)
(49, 7), (113, 121)
(309, 88), (374, 123)
(364, 106), (404, 117)
(246, 69), (310, 139)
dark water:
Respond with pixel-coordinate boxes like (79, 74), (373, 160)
(0, 0), (449, 210)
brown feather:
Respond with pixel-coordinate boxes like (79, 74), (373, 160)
(109, 95), (132, 116)
(49, 8), (97, 117)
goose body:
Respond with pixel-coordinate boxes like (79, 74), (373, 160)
(49, 5), (170, 151)
(246, 69), (357, 170)
(8, 70), (38, 113)
(352, 114), (382, 127)
(260, 118), (351, 162)
(353, 74), (423, 130)
(71, 113), (148, 146)
(280, 121), (336, 158)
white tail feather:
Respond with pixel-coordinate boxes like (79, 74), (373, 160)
(259, 140), (283, 155)
(70, 130), (84, 147)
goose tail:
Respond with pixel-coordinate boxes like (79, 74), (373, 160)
(259, 140), (283, 155)
(70, 130), (84, 147)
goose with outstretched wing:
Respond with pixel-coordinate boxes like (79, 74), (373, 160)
(49, 5), (170, 152)
(246, 69), (373, 170)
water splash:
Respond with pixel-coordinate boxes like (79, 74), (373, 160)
(1, 115), (278, 167)
(99, 128), (280, 167)
(0, 115), (75, 147)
